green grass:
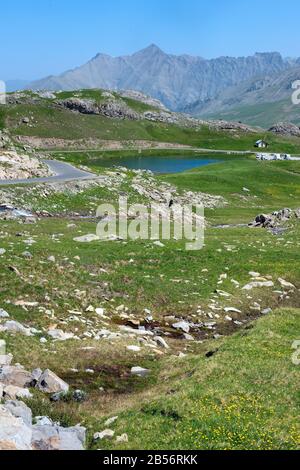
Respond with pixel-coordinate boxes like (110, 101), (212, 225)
(163, 158), (300, 223)
(99, 308), (300, 450)
(2, 100), (300, 153)
(1, 112), (300, 450)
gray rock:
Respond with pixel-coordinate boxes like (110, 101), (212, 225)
(48, 329), (75, 341)
(37, 369), (69, 394)
(0, 308), (10, 318)
(73, 234), (100, 243)
(131, 367), (150, 378)
(32, 424), (86, 450)
(93, 429), (115, 441)
(3, 385), (33, 400)
(2, 320), (33, 336)
(0, 365), (33, 388)
(242, 281), (274, 291)
(0, 354), (13, 366)
(172, 321), (190, 333)
(4, 400), (32, 426)
(0, 405), (32, 450)
(154, 336), (170, 349)
(116, 433), (129, 443)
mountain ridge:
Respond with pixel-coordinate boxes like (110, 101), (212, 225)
(28, 45), (293, 112)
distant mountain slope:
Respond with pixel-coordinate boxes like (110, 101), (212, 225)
(186, 67), (300, 127)
(28, 45), (290, 112)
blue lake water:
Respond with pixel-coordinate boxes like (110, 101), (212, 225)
(94, 156), (220, 174)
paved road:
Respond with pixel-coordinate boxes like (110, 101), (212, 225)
(0, 160), (98, 186)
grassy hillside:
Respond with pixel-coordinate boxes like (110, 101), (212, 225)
(1, 89), (300, 153)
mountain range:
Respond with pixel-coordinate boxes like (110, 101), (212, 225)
(26, 45), (300, 127)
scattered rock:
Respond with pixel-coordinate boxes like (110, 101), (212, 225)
(37, 369), (69, 394)
(104, 416), (118, 427)
(32, 423), (86, 451)
(0, 405), (32, 450)
(154, 336), (170, 349)
(4, 401), (32, 427)
(0, 354), (13, 366)
(1, 320), (33, 337)
(0, 365), (33, 388)
(242, 281), (274, 291)
(48, 329), (75, 341)
(116, 433), (129, 443)
(131, 367), (150, 378)
(73, 234), (99, 243)
(93, 429), (115, 441)
(278, 278), (296, 290)
(3, 385), (33, 400)
(172, 321), (190, 333)
(0, 308), (10, 318)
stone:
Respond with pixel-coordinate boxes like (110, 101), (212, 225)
(126, 345), (141, 353)
(242, 281), (274, 291)
(31, 368), (43, 385)
(154, 336), (170, 349)
(47, 256), (56, 263)
(153, 241), (165, 247)
(73, 234), (99, 243)
(37, 369), (69, 394)
(32, 424), (86, 451)
(116, 433), (129, 443)
(224, 307), (242, 314)
(131, 367), (150, 378)
(2, 320), (33, 336)
(0, 365), (33, 388)
(172, 321), (190, 333)
(34, 416), (53, 426)
(4, 401), (32, 426)
(3, 385), (33, 400)
(0, 353), (13, 366)
(0, 308), (10, 318)
(262, 308), (272, 315)
(278, 278), (296, 290)
(93, 429), (115, 441)
(104, 416), (118, 427)
(48, 329), (75, 341)
(0, 405), (32, 450)
(0, 249), (6, 255)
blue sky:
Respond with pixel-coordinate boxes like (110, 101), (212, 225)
(0, 0), (299, 80)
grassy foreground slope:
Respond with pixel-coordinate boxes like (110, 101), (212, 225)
(100, 308), (300, 450)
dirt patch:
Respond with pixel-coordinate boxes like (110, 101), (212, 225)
(15, 136), (193, 151)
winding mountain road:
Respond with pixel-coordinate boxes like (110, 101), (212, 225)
(0, 160), (98, 186)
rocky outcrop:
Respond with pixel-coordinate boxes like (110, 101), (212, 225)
(60, 98), (139, 120)
(0, 402), (86, 450)
(268, 122), (300, 137)
(0, 150), (52, 180)
(249, 208), (300, 229)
